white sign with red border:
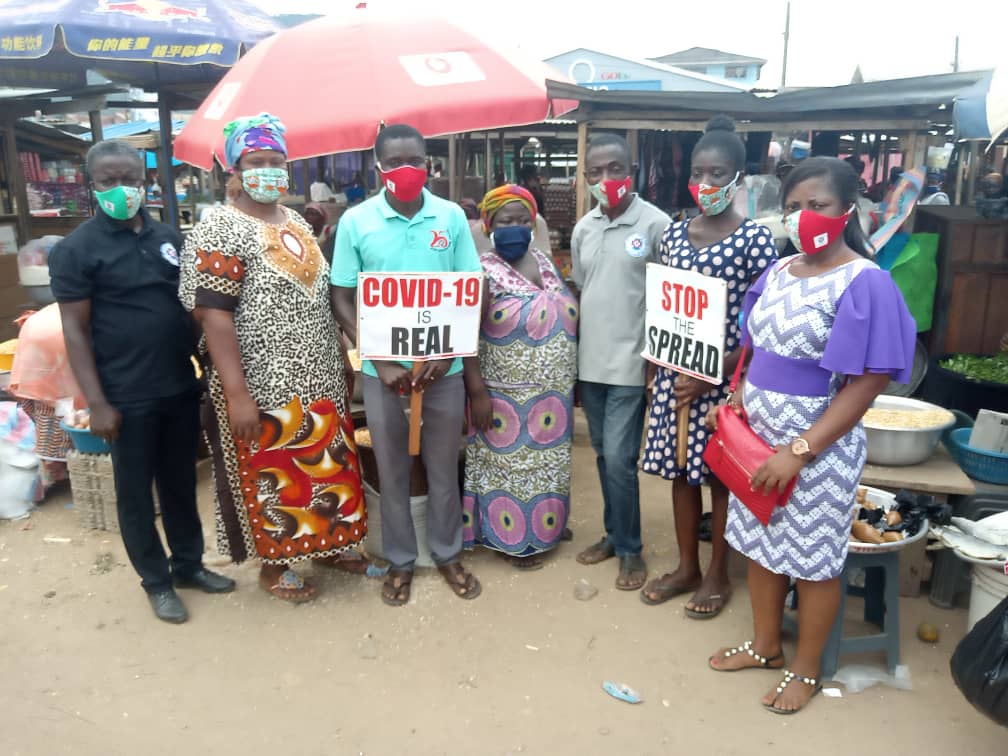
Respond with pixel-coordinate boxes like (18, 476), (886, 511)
(641, 264), (728, 385)
(357, 272), (484, 361)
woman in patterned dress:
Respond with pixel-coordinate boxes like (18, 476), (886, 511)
(463, 185), (578, 569)
(179, 114), (365, 603)
(707, 157), (915, 714)
(640, 117), (777, 618)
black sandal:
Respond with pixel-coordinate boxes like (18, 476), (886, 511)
(709, 641), (784, 671)
(763, 670), (822, 715)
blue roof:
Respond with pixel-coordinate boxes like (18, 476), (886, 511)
(82, 119), (186, 167)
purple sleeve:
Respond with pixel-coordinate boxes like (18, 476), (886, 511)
(820, 267), (917, 382)
(741, 263), (775, 347)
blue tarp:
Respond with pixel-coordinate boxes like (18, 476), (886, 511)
(82, 119), (185, 167)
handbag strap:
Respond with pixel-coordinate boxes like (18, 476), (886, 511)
(729, 257), (798, 394)
(728, 345), (748, 393)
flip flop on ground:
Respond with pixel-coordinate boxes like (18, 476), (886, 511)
(615, 554), (647, 591)
(315, 550), (372, 574)
(381, 569), (413, 607)
(258, 568), (316, 604)
(502, 553), (545, 571)
(685, 587), (732, 619)
(576, 537), (615, 565)
(640, 571), (701, 605)
(438, 562), (482, 600)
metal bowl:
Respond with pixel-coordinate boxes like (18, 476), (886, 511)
(863, 396), (956, 466)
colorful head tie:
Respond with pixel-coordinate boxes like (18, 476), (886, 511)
(478, 184), (538, 234)
(223, 112), (287, 169)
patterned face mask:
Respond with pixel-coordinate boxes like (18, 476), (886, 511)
(94, 185), (144, 220)
(688, 172), (739, 216)
(241, 167), (289, 204)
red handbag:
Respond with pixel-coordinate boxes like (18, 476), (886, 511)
(702, 345), (797, 526)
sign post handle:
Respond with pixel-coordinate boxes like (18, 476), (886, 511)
(676, 402), (691, 468)
(409, 362), (424, 456)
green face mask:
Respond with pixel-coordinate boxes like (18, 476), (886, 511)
(95, 185), (144, 221)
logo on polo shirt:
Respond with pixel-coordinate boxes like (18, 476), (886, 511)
(160, 242), (180, 266)
(429, 230), (451, 250)
(625, 233), (648, 258)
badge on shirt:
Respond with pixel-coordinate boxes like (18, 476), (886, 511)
(625, 233), (648, 258)
(159, 242), (180, 266)
(429, 230), (451, 250)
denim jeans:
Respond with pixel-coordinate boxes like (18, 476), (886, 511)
(579, 381), (647, 557)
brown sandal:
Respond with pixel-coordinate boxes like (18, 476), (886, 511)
(381, 569), (413, 607)
(258, 568), (316, 604)
(639, 572), (701, 606)
(315, 551), (371, 575)
(576, 536), (615, 565)
(502, 553), (545, 571)
(437, 562), (482, 600)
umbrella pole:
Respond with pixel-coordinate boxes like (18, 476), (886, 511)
(409, 363), (423, 456)
(448, 134), (457, 201)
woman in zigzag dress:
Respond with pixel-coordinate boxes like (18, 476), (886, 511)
(707, 157), (916, 715)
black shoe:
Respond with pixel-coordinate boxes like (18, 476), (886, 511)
(148, 589), (188, 624)
(173, 567), (236, 594)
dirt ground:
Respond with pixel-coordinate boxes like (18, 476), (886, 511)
(1, 412), (1004, 756)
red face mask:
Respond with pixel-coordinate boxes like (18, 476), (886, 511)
(783, 205), (855, 255)
(379, 165), (427, 202)
(588, 177), (632, 209)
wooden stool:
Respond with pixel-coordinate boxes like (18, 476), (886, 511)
(783, 550), (901, 680)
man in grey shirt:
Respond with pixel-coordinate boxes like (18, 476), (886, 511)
(571, 133), (671, 590)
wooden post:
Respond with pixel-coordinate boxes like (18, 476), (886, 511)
(965, 140), (981, 203)
(954, 144), (965, 206)
(1, 119), (30, 246)
(458, 132), (471, 200)
(409, 362), (423, 456)
(156, 93), (179, 230)
(498, 131), (506, 183)
(575, 121), (589, 220)
(483, 132), (492, 194)
(88, 110), (104, 143)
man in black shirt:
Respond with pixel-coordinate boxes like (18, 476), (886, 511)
(49, 140), (234, 624)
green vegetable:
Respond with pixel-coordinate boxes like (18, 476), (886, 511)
(940, 353), (1008, 385)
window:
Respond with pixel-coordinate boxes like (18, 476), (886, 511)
(725, 65), (748, 79)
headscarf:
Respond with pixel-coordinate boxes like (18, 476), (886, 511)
(223, 113), (287, 169)
(478, 184), (538, 234)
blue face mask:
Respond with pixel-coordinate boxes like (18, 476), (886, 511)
(490, 225), (533, 261)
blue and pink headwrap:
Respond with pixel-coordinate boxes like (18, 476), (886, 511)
(223, 113), (287, 169)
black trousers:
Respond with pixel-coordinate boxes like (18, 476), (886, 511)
(109, 391), (203, 593)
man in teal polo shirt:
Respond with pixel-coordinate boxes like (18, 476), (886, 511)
(331, 124), (483, 607)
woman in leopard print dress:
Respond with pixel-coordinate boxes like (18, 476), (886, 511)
(179, 114), (365, 603)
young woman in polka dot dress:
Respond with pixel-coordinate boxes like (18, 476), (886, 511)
(640, 116), (777, 618)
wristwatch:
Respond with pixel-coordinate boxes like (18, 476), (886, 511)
(790, 437), (814, 459)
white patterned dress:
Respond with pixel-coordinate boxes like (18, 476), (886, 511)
(642, 218), (777, 484)
(724, 256), (916, 580)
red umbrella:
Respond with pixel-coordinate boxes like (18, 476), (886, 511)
(173, 6), (577, 168)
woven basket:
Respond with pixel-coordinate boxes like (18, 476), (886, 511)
(67, 450), (119, 532)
